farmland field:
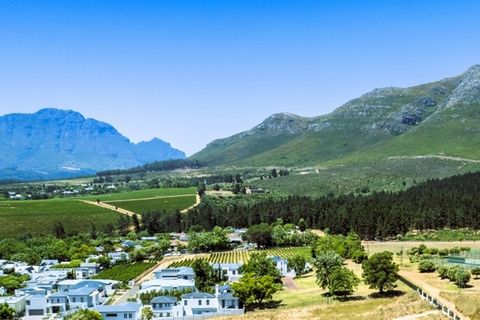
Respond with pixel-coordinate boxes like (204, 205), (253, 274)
(106, 194), (196, 214)
(94, 262), (157, 282)
(168, 247), (311, 267)
(0, 199), (121, 237)
(80, 187), (196, 201)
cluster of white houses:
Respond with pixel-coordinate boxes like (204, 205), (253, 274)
(0, 254), (296, 319)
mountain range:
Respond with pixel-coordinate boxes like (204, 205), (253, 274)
(191, 65), (480, 167)
(0, 108), (185, 180)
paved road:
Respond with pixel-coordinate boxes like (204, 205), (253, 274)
(114, 285), (140, 305)
(283, 277), (298, 290)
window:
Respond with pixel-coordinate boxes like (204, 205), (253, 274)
(80, 297), (84, 303)
(184, 300), (188, 306)
(72, 297), (76, 303)
(199, 300), (202, 306)
(206, 300), (210, 305)
(129, 313), (133, 318)
(106, 314), (117, 318)
(124, 314), (128, 319)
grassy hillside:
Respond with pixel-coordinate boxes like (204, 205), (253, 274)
(0, 199), (120, 237)
(191, 71), (463, 166)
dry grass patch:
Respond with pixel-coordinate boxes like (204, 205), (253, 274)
(219, 292), (439, 320)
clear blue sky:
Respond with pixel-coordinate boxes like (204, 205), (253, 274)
(0, 1), (479, 155)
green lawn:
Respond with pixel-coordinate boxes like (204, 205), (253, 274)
(80, 187), (196, 201)
(106, 195), (196, 214)
(0, 199), (121, 237)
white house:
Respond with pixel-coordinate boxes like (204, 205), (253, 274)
(108, 251), (130, 264)
(0, 295), (26, 315)
(210, 263), (242, 282)
(271, 256), (296, 277)
(153, 267), (195, 281)
(25, 291), (50, 317)
(57, 279), (119, 296)
(139, 278), (196, 293)
(150, 296), (177, 318)
(154, 285), (244, 318)
(94, 302), (142, 320)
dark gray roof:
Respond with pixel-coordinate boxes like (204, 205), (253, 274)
(182, 292), (215, 299)
(151, 296), (177, 303)
(218, 293), (238, 299)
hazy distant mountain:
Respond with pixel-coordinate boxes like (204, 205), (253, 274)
(0, 108), (185, 180)
(191, 65), (480, 166)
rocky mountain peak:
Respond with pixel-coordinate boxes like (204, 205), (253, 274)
(446, 65), (480, 108)
(249, 112), (309, 136)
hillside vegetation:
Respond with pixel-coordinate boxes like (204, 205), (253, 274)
(192, 66), (480, 178)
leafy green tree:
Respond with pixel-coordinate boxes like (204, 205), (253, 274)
(0, 302), (15, 320)
(272, 224), (287, 246)
(231, 273), (280, 308)
(314, 251), (344, 291)
(298, 218), (307, 232)
(192, 259), (216, 292)
(141, 306), (154, 320)
(242, 252), (281, 281)
(53, 222), (66, 239)
(197, 183), (206, 197)
(244, 223), (273, 248)
(188, 227), (230, 253)
(65, 309), (102, 320)
(287, 255), (307, 278)
(329, 267), (360, 297)
(132, 214), (141, 233)
(418, 260), (436, 273)
(362, 251), (399, 293)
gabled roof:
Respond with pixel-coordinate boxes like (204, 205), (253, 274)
(155, 266), (195, 276)
(95, 302), (141, 313)
(151, 296), (177, 304)
(49, 292), (68, 298)
(182, 292), (215, 299)
(67, 286), (97, 296)
(217, 292), (238, 300)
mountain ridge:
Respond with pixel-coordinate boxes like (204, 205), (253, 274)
(0, 108), (185, 180)
(191, 65), (480, 166)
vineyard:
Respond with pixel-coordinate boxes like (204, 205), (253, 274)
(168, 247), (311, 268)
(93, 261), (157, 282)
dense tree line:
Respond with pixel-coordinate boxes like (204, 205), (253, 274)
(179, 172), (480, 239)
(96, 159), (206, 176)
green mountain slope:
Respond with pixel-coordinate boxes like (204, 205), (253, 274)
(191, 65), (480, 167)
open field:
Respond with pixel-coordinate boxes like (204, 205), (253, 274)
(0, 199), (120, 237)
(80, 187), (196, 201)
(364, 240), (480, 256)
(106, 194), (196, 214)
(220, 265), (441, 320)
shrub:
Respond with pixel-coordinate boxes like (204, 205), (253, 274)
(418, 260), (436, 273)
(447, 266), (461, 282)
(437, 266), (449, 279)
(454, 268), (471, 288)
(471, 267), (480, 279)
(352, 250), (368, 264)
